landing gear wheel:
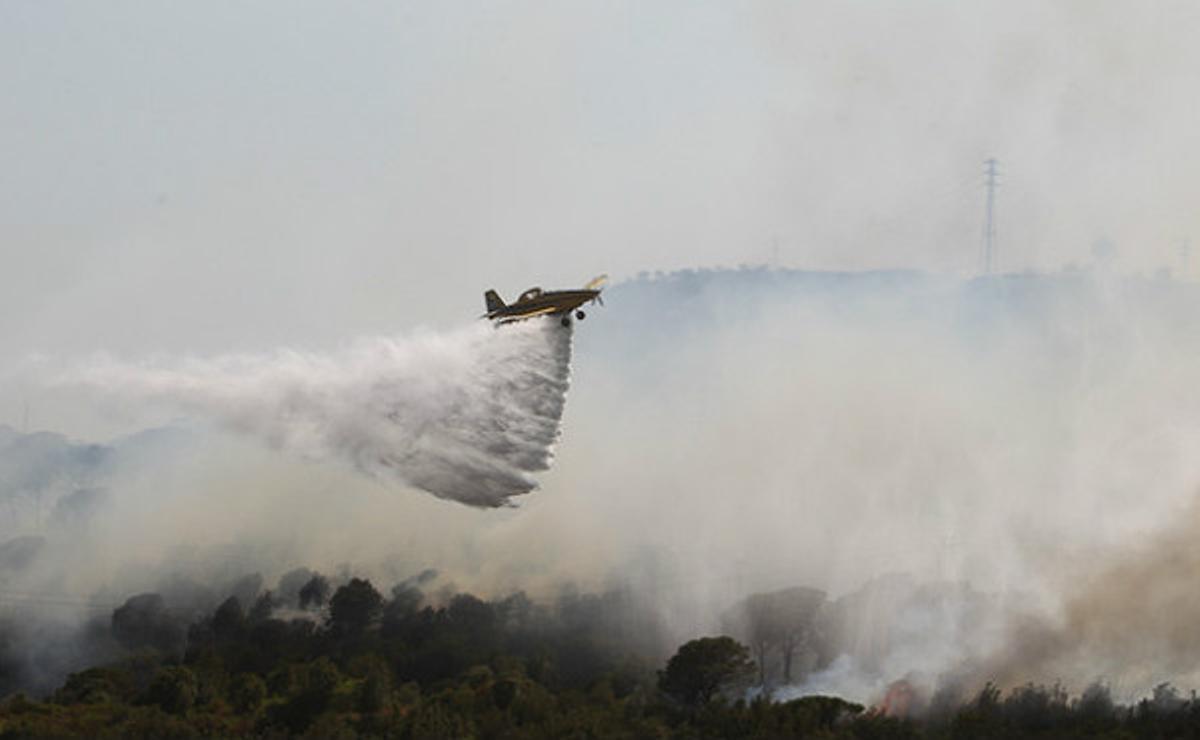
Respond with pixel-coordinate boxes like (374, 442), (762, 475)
(575, 310), (586, 320)
(561, 316), (571, 327)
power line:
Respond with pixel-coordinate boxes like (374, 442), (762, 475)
(0, 589), (119, 613)
(982, 158), (999, 275)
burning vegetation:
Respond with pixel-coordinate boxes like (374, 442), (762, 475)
(5, 270), (1200, 736)
(0, 566), (1196, 738)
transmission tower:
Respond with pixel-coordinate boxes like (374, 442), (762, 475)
(982, 158), (999, 275)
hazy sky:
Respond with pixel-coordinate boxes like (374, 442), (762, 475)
(4, 1), (1199, 362)
(6, 4), (1200, 696)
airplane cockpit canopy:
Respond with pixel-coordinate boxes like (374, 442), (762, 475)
(518, 287), (543, 303)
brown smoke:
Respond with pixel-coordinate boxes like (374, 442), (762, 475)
(972, 496), (1200, 697)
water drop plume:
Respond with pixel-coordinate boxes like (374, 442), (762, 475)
(69, 318), (574, 507)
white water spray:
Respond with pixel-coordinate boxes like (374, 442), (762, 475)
(66, 318), (574, 507)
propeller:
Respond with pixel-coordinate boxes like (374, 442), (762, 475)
(585, 274), (607, 307)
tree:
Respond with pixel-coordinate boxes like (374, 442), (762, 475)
(55, 667), (135, 705)
(248, 591), (276, 622)
(211, 596), (245, 640)
(228, 673), (267, 714)
(302, 657), (341, 709)
(358, 666), (391, 714)
(143, 666), (197, 715)
(270, 658), (342, 733)
(382, 584), (422, 637)
(299, 575), (330, 610)
(111, 593), (185, 654)
(329, 578), (383, 636)
(774, 588), (825, 684)
(658, 636), (755, 706)
(1077, 681), (1114, 723)
(728, 587), (825, 687)
(1151, 682), (1185, 713)
(276, 567), (316, 607)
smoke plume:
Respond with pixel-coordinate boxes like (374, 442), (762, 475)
(8, 268), (1200, 706)
(965, 495), (1200, 698)
(63, 318), (573, 508)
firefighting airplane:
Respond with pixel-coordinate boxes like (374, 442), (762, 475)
(483, 275), (607, 326)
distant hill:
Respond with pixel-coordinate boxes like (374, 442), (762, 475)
(578, 266), (1200, 364)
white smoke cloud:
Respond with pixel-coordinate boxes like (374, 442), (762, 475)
(12, 269), (1200, 706)
(60, 318), (573, 508)
(554, 271), (1200, 704)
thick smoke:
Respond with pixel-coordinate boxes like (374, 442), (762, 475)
(558, 269), (1200, 705)
(963, 496), (1200, 698)
(64, 318), (573, 508)
(6, 268), (1200, 705)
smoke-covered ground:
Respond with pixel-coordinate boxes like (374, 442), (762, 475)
(5, 268), (1200, 705)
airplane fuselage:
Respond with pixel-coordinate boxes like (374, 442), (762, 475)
(486, 289), (599, 322)
(483, 276), (607, 326)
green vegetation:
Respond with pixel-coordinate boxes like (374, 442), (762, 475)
(0, 577), (1198, 738)
(658, 636), (755, 706)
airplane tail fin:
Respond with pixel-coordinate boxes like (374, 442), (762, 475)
(484, 290), (506, 314)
